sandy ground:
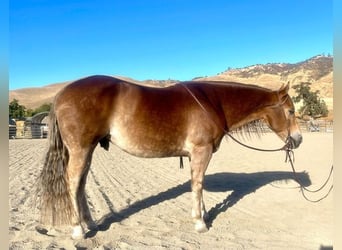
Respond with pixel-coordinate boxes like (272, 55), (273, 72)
(9, 132), (333, 250)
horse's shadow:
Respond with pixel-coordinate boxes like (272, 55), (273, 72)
(86, 169), (310, 238)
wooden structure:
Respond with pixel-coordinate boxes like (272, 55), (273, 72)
(13, 112), (50, 139)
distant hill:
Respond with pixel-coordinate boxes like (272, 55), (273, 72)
(9, 77), (179, 110)
(195, 55), (333, 115)
(9, 81), (71, 110)
(196, 55), (332, 97)
(9, 55), (333, 114)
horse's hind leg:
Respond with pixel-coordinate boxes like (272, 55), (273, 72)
(66, 147), (95, 239)
(189, 145), (212, 233)
(78, 151), (97, 231)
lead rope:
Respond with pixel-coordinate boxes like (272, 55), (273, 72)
(284, 147), (333, 202)
(225, 133), (288, 152)
(180, 83), (333, 202)
(230, 133), (334, 203)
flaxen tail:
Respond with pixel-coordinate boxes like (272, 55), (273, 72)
(36, 105), (75, 225)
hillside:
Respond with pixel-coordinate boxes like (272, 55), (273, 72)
(9, 55), (333, 113)
(9, 81), (71, 110)
(9, 78), (179, 110)
(196, 55), (333, 114)
(197, 55), (332, 97)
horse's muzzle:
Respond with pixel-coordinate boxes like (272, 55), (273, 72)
(289, 133), (303, 149)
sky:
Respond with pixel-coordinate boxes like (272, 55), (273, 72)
(9, 0), (333, 90)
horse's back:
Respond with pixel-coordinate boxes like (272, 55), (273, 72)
(53, 75), (192, 153)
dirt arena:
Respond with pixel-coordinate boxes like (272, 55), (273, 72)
(9, 132), (333, 249)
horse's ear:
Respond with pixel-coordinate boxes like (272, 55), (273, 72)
(278, 81), (290, 96)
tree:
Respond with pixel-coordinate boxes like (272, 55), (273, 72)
(33, 103), (52, 115)
(9, 99), (26, 119)
(292, 82), (328, 118)
(9, 100), (52, 119)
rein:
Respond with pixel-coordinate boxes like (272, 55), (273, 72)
(227, 132), (333, 203)
(284, 147), (334, 202)
(180, 82), (333, 202)
(225, 133), (288, 152)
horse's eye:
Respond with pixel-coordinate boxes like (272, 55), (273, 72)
(288, 110), (295, 115)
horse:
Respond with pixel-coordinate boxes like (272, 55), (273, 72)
(36, 75), (302, 239)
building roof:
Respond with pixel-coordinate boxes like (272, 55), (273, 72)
(29, 111), (50, 124)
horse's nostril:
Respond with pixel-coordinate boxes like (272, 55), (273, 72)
(299, 134), (303, 144)
(292, 133), (303, 148)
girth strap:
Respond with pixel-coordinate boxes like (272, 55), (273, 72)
(180, 156), (184, 169)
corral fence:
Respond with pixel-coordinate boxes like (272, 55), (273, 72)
(234, 118), (333, 134)
(9, 112), (49, 139)
(9, 119), (16, 139)
(298, 119), (333, 133)
(9, 114), (333, 139)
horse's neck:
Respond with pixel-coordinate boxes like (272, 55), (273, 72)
(217, 85), (275, 131)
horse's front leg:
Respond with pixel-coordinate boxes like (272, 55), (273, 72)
(189, 145), (212, 233)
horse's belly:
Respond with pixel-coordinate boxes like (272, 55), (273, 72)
(110, 124), (185, 158)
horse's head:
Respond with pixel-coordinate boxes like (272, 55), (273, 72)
(263, 83), (302, 149)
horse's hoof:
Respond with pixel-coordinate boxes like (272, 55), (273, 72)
(195, 221), (208, 233)
(71, 225), (85, 240)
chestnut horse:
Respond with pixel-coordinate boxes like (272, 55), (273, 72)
(36, 75), (302, 239)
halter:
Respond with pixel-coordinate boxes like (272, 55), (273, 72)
(179, 82), (333, 202)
